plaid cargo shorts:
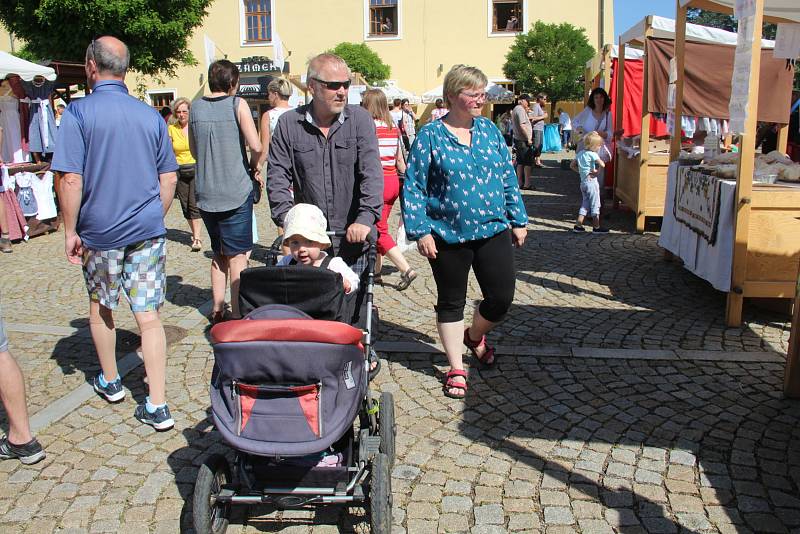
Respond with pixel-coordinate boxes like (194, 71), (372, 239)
(82, 237), (167, 312)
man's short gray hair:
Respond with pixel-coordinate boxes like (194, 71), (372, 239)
(306, 53), (350, 82)
(86, 38), (130, 76)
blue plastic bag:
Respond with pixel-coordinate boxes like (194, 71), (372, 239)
(542, 123), (562, 153)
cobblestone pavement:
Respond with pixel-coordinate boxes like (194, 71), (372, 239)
(0, 153), (797, 533)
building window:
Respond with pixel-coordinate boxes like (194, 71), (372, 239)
(148, 91), (175, 110)
(369, 0), (398, 37)
(492, 0), (522, 33)
(244, 0), (272, 43)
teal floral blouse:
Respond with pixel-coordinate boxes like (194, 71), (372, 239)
(401, 116), (528, 244)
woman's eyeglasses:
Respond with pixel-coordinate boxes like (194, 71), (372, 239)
(461, 91), (487, 102)
(312, 78), (351, 91)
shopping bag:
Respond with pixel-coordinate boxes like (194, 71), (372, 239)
(395, 222), (415, 253)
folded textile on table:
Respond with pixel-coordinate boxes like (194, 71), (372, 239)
(674, 166), (722, 245)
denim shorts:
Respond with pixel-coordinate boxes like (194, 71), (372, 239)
(200, 192), (254, 256)
(82, 236), (167, 312)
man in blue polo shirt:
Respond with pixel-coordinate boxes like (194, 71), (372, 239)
(52, 36), (179, 431)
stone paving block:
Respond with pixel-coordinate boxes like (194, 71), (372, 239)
(543, 507), (575, 526)
(474, 504), (505, 525)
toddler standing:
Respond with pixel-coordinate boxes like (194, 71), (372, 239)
(572, 131), (608, 233)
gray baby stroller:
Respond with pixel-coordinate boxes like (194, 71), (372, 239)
(192, 233), (395, 533)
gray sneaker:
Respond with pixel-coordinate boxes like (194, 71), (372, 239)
(93, 374), (125, 403)
(0, 238), (11, 253)
(134, 403), (174, 431)
(0, 436), (45, 465)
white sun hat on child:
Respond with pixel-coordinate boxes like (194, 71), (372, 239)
(283, 203), (331, 246)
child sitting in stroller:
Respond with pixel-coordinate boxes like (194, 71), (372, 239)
(277, 204), (360, 295)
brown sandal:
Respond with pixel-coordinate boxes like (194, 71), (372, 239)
(464, 328), (496, 367)
(443, 369), (468, 399)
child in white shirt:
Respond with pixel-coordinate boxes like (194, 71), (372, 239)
(276, 203), (360, 294)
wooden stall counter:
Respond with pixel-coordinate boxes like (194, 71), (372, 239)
(659, 162), (800, 320)
(615, 142), (670, 232)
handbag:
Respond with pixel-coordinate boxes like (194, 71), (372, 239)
(251, 172), (262, 204)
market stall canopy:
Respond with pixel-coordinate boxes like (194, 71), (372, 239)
(377, 81), (421, 104)
(679, 0), (800, 24)
(647, 38), (793, 123)
(0, 51), (56, 81)
(620, 15), (775, 48)
(422, 81), (514, 104)
(585, 45), (644, 71)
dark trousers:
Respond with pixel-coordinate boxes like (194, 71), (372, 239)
(428, 230), (516, 323)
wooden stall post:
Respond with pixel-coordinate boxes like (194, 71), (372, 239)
(669, 2), (688, 162)
(785, 268), (800, 397)
(615, 39), (626, 196)
(726, 1), (765, 327)
(602, 44), (612, 94)
(778, 123), (789, 153)
(635, 17), (654, 233)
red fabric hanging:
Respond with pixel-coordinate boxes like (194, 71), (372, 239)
(1, 189), (27, 241)
(609, 58), (670, 138)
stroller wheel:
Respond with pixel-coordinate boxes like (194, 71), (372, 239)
(379, 392), (396, 469)
(193, 454), (232, 534)
(368, 453), (392, 534)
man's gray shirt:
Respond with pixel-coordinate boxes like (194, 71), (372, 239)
(267, 103), (383, 258)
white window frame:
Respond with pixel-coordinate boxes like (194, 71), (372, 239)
(239, 0), (276, 48)
(146, 89), (177, 108)
(364, 0), (402, 42)
(487, 0), (528, 38)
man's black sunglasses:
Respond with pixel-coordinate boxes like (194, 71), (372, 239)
(312, 77), (351, 91)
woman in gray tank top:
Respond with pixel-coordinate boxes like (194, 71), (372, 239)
(189, 60), (262, 323)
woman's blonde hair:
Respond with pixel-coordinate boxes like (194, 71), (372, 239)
(171, 97), (191, 114)
(361, 89), (396, 132)
(442, 64), (488, 108)
(268, 78), (292, 99)
(583, 131), (603, 150)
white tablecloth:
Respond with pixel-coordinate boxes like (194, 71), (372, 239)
(658, 161), (735, 292)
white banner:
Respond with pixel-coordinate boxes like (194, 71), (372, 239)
(273, 31), (287, 72)
(728, 16), (756, 133)
(774, 24), (800, 60)
(203, 35), (216, 69)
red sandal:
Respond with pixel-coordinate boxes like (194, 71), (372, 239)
(464, 328), (496, 367)
(443, 369), (468, 399)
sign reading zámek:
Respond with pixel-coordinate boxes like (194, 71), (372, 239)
(235, 56), (284, 74)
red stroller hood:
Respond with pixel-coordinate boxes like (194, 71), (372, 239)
(211, 318), (363, 346)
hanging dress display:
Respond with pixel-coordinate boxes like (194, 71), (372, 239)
(21, 79), (57, 154)
(14, 171), (37, 217)
(0, 167), (28, 241)
(28, 171), (57, 220)
(0, 96), (27, 163)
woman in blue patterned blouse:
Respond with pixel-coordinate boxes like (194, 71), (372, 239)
(402, 65), (528, 399)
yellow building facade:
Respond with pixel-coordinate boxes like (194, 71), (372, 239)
(141, 0), (613, 111)
(0, 0), (612, 113)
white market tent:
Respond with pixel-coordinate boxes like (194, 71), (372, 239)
(678, 0), (800, 23)
(377, 81), (421, 104)
(422, 81), (514, 104)
(0, 51), (56, 81)
(619, 14), (776, 48)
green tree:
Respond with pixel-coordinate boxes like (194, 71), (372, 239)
(503, 21), (594, 112)
(328, 42), (390, 85)
(0, 0), (213, 77)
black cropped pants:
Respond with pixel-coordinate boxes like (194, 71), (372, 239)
(428, 229), (516, 323)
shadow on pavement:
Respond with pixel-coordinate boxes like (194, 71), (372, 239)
(452, 354), (800, 532)
(167, 411), (371, 532)
(50, 318), (141, 384)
